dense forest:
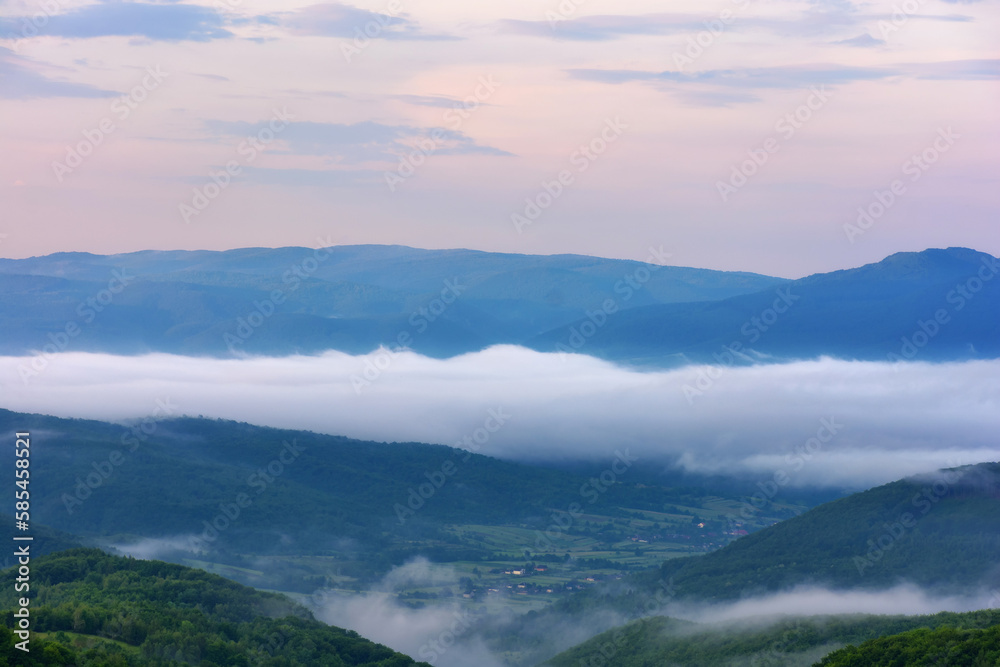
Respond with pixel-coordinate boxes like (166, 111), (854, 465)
(0, 408), (800, 580)
(651, 462), (1000, 600)
(545, 610), (1000, 666)
(0, 549), (428, 666)
(816, 624), (1000, 666)
(472, 462), (1000, 663)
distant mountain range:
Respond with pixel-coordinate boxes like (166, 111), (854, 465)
(2, 245), (995, 363)
(0, 245), (780, 360)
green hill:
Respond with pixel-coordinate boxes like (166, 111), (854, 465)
(0, 548), (429, 666)
(478, 463), (1000, 664)
(1, 408), (805, 591)
(544, 610), (1000, 667)
(649, 462), (1000, 601)
(815, 624), (1000, 666)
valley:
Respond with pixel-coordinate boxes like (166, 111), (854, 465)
(2, 246), (999, 665)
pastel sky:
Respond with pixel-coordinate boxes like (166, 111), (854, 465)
(1, 0), (997, 277)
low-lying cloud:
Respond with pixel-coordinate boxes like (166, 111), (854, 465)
(308, 573), (996, 666)
(308, 558), (505, 667)
(3, 347), (998, 490)
(672, 583), (996, 625)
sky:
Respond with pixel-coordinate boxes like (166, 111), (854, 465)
(1, 0), (998, 277)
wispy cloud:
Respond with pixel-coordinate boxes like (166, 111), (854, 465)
(499, 14), (710, 41)
(284, 3), (457, 41)
(568, 59), (999, 105)
(835, 33), (884, 47)
(0, 48), (117, 99)
(497, 12), (865, 41)
(2, 350), (997, 491)
(237, 166), (381, 187)
(909, 59), (1000, 80)
(0, 1), (233, 42)
(204, 119), (512, 163)
(392, 94), (480, 109)
(493, 5), (975, 43)
(569, 63), (896, 90)
(670, 584), (996, 625)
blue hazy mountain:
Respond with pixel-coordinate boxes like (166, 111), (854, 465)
(0, 245), (996, 363)
(528, 247), (1000, 364)
(0, 245), (784, 358)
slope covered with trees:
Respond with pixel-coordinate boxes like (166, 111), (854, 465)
(0, 549), (429, 666)
(544, 610), (1000, 667)
(816, 624), (1000, 666)
(650, 462), (1000, 601)
(0, 408), (803, 581)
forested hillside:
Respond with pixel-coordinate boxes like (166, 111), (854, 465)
(0, 549), (429, 666)
(816, 624), (1000, 666)
(545, 610), (1000, 666)
(651, 462), (1000, 600)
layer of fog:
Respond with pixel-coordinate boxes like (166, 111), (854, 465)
(672, 583), (997, 625)
(102, 539), (1000, 665)
(302, 562), (998, 666)
(3, 347), (999, 489)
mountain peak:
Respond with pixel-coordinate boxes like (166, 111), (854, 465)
(802, 247), (996, 286)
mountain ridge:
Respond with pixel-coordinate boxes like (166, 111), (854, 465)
(0, 245), (996, 363)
